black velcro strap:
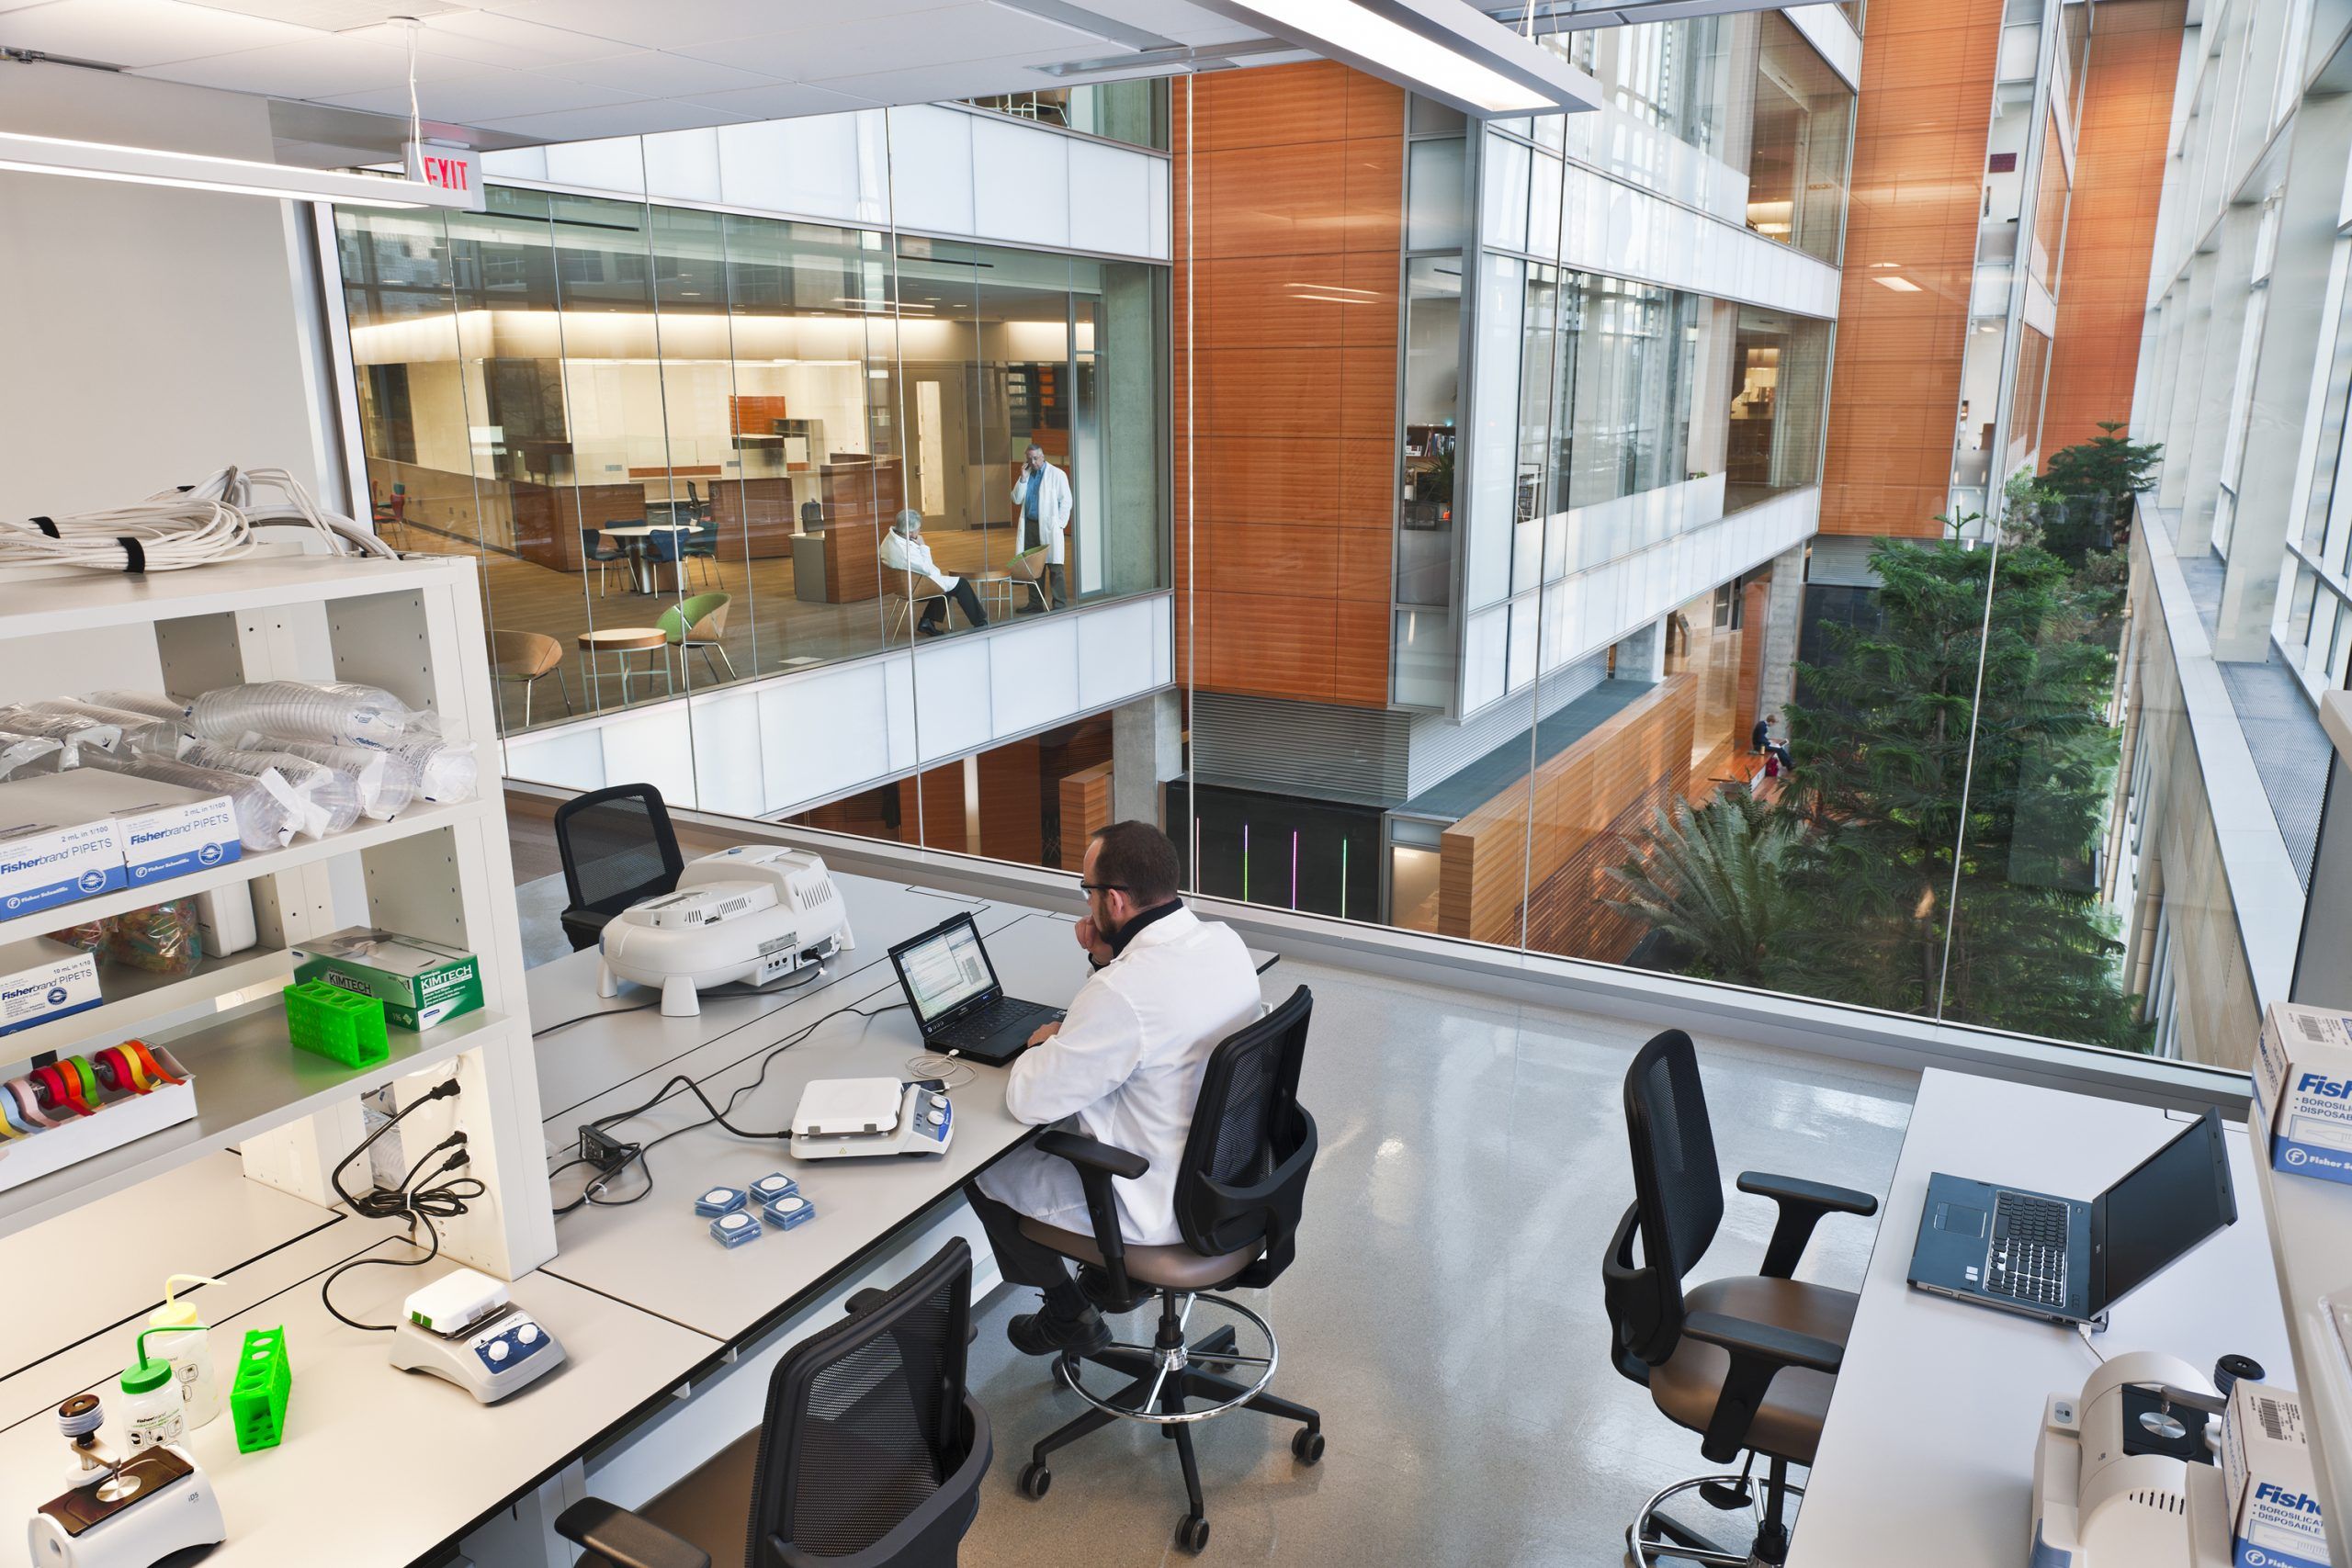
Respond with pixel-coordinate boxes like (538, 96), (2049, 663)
(117, 536), (146, 574)
(30, 516), (57, 538)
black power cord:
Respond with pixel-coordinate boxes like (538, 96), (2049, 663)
(319, 1078), (486, 1332)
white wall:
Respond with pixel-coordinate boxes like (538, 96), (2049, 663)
(0, 63), (326, 520)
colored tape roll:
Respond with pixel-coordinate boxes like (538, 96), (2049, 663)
(59, 1058), (99, 1113)
(122, 1040), (179, 1087)
(94, 1047), (150, 1096)
(30, 1065), (72, 1116)
(0, 1091), (31, 1138)
(6, 1079), (59, 1128)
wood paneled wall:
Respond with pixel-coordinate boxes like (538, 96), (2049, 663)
(2041, 0), (2186, 459)
(1058, 761), (1114, 871)
(1437, 676), (1696, 955)
(1174, 63), (1402, 708)
(1819, 0), (2008, 540)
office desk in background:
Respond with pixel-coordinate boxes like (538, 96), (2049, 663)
(1790, 1068), (2290, 1567)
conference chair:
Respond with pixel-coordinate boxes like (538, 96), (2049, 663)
(582, 524), (628, 596)
(682, 513), (724, 588)
(1603, 1029), (1880, 1567)
(1010, 986), (1323, 1556)
(556, 1239), (991, 1568)
(646, 527), (687, 594)
(883, 567), (952, 640)
(489, 629), (574, 728)
(553, 783), (685, 952)
(1005, 546), (1049, 615)
(658, 592), (738, 682)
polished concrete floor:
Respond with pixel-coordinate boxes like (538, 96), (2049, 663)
(510, 850), (1917, 1564)
(957, 954), (1915, 1567)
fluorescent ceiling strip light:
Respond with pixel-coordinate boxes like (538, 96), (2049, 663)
(1196, 0), (1600, 117)
(0, 131), (470, 209)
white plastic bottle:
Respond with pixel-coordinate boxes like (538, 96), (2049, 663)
(146, 1275), (224, 1428)
(119, 1358), (183, 1452)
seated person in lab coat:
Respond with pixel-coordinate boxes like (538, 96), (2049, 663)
(880, 510), (988, 636)
(967, 820), (1264, 1357)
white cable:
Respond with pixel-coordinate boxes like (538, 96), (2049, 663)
(0, 465), (394, 573)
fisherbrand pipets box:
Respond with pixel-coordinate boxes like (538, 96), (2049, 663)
(2253, 1002), (2352, 1186)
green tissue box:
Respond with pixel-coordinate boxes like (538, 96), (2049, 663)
(230, 1325), (290, 1453)
(282, 979), (388, 1067)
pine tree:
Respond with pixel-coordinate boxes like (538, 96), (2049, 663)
(1778, 531), (2149, 1050)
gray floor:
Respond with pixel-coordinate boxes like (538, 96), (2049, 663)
(514, 867), (1917, 1564)
(956, 955), (1917, 1567)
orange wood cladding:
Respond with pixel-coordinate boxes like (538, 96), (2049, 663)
(2041, 0), (2185, 460)
(729, 393), (792, 438)
(1437, 676), (1696, 954)
(1058, 761), (1114, 871)
(1819, 0), (2008, 540)
(1175, 62), (1402, 708)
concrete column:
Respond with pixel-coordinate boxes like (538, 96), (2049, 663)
(2157, 254), (2214, 512)
(2178, 213), (2258, 553)
(1112, 688), (1182, 827)
(1755, 543), (1806, 719)
(2215, 90), (2352, 660)
(1616, 615), (1670, 683)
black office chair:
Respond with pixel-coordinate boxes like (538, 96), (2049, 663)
(1603, 1030), (1880, 1566)
(553, 783), (685, 952)
(556, 1239), (991, 1568)
(1010, 986), (1323, 1556)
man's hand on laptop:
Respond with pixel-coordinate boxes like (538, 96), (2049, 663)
(1074, 918), (1114, 965)
(1027, 1020), (1063, 1046)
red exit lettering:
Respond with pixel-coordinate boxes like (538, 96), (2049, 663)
(425, 155), (470, 192)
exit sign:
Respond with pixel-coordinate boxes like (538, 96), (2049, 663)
(404, 141), (486, 212)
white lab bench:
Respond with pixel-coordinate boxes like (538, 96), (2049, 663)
(1790, 1068), (2292, 1566)
(0, 866), (1272, 1568)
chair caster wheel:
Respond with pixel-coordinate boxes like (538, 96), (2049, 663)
(1177, 1514), (1211, 1554)
(1018, 1462), (1052, 1500)
(1292, 1427), (1325, 1465)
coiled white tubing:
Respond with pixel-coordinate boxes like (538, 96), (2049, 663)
(0, 466), (395, 572)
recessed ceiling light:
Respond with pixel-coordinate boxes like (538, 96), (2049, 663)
(1872, 276), (1923, 293)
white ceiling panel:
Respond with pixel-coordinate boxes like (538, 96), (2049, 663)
(142, 32), (419, 96)
(680, 80), (877, 119)
(0, 0), (314, 67)
(814, 55), (1090, 106)
(672, 3), (1113, 81)
(321, 67), (646, 121)
(390, 9), (639, 68)
(546, 50), (786, 97)
(478, 0), (953, 51)
(477, 97), (754, 139)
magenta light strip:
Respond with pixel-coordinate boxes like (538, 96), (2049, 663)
(1291, 830), (1299, 909)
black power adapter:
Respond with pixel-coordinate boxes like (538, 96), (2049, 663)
(578, 1124), (639, 1172)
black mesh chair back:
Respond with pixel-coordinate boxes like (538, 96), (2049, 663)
(748, 1238), (989, 1568)
(1174, 986), (1317, 1285)
(1604, 1029), (1724, 1379)
(553, 784), (685, 950)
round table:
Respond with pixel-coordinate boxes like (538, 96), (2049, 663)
(577, 628), (673, 709)
(598, 524), (695, 594)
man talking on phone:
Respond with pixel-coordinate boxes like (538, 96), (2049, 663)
(964, 821), (1261, 1356)
(1010, 441), (1073, 614)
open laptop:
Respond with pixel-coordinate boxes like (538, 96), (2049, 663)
(1906, 1107), (2237, 1328)
(888, 913), (1063, 1068)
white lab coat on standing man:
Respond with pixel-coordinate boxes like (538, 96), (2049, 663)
(1011, 456), (1074, 566)
(974, 906), (1263, 1247)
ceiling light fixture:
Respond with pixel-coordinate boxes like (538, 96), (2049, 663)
(1190, 0), (1600, 117)
(1872, 276), (1924, 292)
(0, 130), (468, 209)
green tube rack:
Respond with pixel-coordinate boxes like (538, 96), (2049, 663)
(282, 979), (389, 1068)
(230, 1325), (290, 1453)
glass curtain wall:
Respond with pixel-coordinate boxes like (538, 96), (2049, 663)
(338, 188), (1169, 737)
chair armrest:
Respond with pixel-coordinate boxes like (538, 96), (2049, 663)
(1680, 1310), (1846, 1465)
(1035, 1129), (1150, 1180)
(554, 1499), (710, 1568)
(1033, 1131), (1150, 1302)
(1736, 1170), (1879, 1280)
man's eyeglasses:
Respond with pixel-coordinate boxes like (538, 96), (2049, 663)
(1078, 882), (1126, 895)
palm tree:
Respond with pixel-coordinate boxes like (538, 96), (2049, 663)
(1604, 786), (1805, 987)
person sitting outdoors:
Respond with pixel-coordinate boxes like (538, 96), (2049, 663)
(881, 509), (988, 637)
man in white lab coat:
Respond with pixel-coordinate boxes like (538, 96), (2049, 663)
(967, 821), (1263, 1357)
(1009, 442), (1073, 614)
(879, 510), (988, 636)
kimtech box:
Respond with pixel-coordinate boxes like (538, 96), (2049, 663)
(291, 927), (481, 1031)
(0, 938), (101, 1037)
(2252, 1001), (2352, 1186)
(2222, 1379), (2329, 1568)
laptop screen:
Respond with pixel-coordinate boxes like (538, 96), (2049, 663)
(896, 919), (995, 1024)
(2094, 1109), (2237, 1312)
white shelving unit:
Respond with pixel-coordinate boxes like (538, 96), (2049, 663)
(0, 551), (553, 1279)
(2248, 1114), (2352, 1568)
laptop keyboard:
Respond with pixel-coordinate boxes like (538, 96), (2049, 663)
(931, 996), (1050, 1051)
(1986, 1190), (2070, 1307)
